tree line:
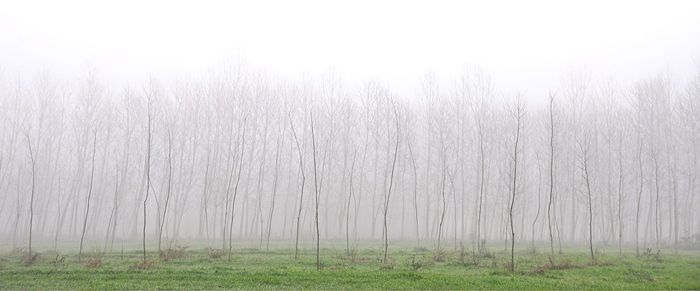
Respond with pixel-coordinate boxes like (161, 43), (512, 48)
(1, 64), (699, 268)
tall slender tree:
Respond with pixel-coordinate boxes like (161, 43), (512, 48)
(78, 131), (97, 262)
(382, 98), (400, 264)
(547, 92), (557, 262)
(508, 97), (525, 273)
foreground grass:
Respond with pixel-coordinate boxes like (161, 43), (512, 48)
(0, 244), (699, 289)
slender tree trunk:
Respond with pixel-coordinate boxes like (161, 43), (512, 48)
(532, 154), (542, 250)
(547, 94), (556, 262)
(222, 128), (237, 249)
(143, 95), (152, 263)
(407, 139), (420, 246)
(617, 134), (624, 257)
(255, 119), (270, 248)
(636, 134), (643, 257)
(200, 146), (212, 241)
(25, 132), (36, 259)
(104, 166), (119, 253)
(345, 150), (356, 255)
(509, 103), (523, 273)
(227, 119), (246, 260)
(265, 131), (284, 251)
(383, 102), (400, 264)
(581, 139), (595, 264)
(310, 112), (321, 270)
(669, 155), (678, 254)
(290, 116), (305, 260)
(79, 131), (97, 262)
(476, 120), (486, 253)
(652, 153), (661, 253)
(437, 151), (447, 252)
(54, 177), (62, 252)
(158, 130), (173, 254)
(13, 173), (21, 251)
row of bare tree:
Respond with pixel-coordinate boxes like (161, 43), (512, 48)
(1, 65), (699, 266)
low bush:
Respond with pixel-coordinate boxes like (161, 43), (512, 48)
(23, 252), (39, 265)
(160, 245), (188, 261)
(86, 256), (102, 268)
(432, 249), (448, 262)
(407, 255), (433, 270)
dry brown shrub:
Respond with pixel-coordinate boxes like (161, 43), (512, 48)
(160, 245), (187, 261)
(23, 253), (39, 265)
(206, 248), (225, 259)
(86, 256), (102, 268)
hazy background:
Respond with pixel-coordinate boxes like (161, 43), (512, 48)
(1, 0), (699, 103)
(2, 1), (700, 255)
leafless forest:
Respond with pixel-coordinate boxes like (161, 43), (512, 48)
(1, 64), (699, 262)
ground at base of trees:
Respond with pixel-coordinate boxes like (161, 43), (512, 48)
(0, 243), (698, 289)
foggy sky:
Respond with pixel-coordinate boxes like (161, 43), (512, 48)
(1, 0), (700, 104)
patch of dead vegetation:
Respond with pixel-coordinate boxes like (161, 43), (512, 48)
(432, 249), (448, 262)
(206, 248), (225, 259)
(131, 260), (157, 270)
(160, 245), (188, 261)
(86, 256), (102, 268)
(530, 259), (583, 275)
(23, 252), (39, 265)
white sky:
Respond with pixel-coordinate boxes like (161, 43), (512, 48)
(1, 0), (699, 103)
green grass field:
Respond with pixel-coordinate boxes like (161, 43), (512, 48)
(1, 241), (699, 289)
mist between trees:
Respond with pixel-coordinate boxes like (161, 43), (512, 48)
(1, 63), (699, 264)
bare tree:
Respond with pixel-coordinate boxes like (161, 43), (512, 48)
(227, 117), (247, 260)
(382, 98), (400, 264)
(406, 133), (420, 246)
(633, 83), (645, 257)
(547, 92), (557, 262)
(157, 124), (173, 254)
(531, 152), (543, 250)
(508, 96), (525, 272)
(265, 122), (285, 251)
(78, 131), (97, 262)
(310, 111), (321, 270)
(578, 132), (595, 263)
(24, 130), (36, 259)
(142, 82), (154, 263)
(617, 126), (626, 256)
(289, 113), (306, 260)
(436, 119), (448, 253)
(345, 149), (356, 255)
